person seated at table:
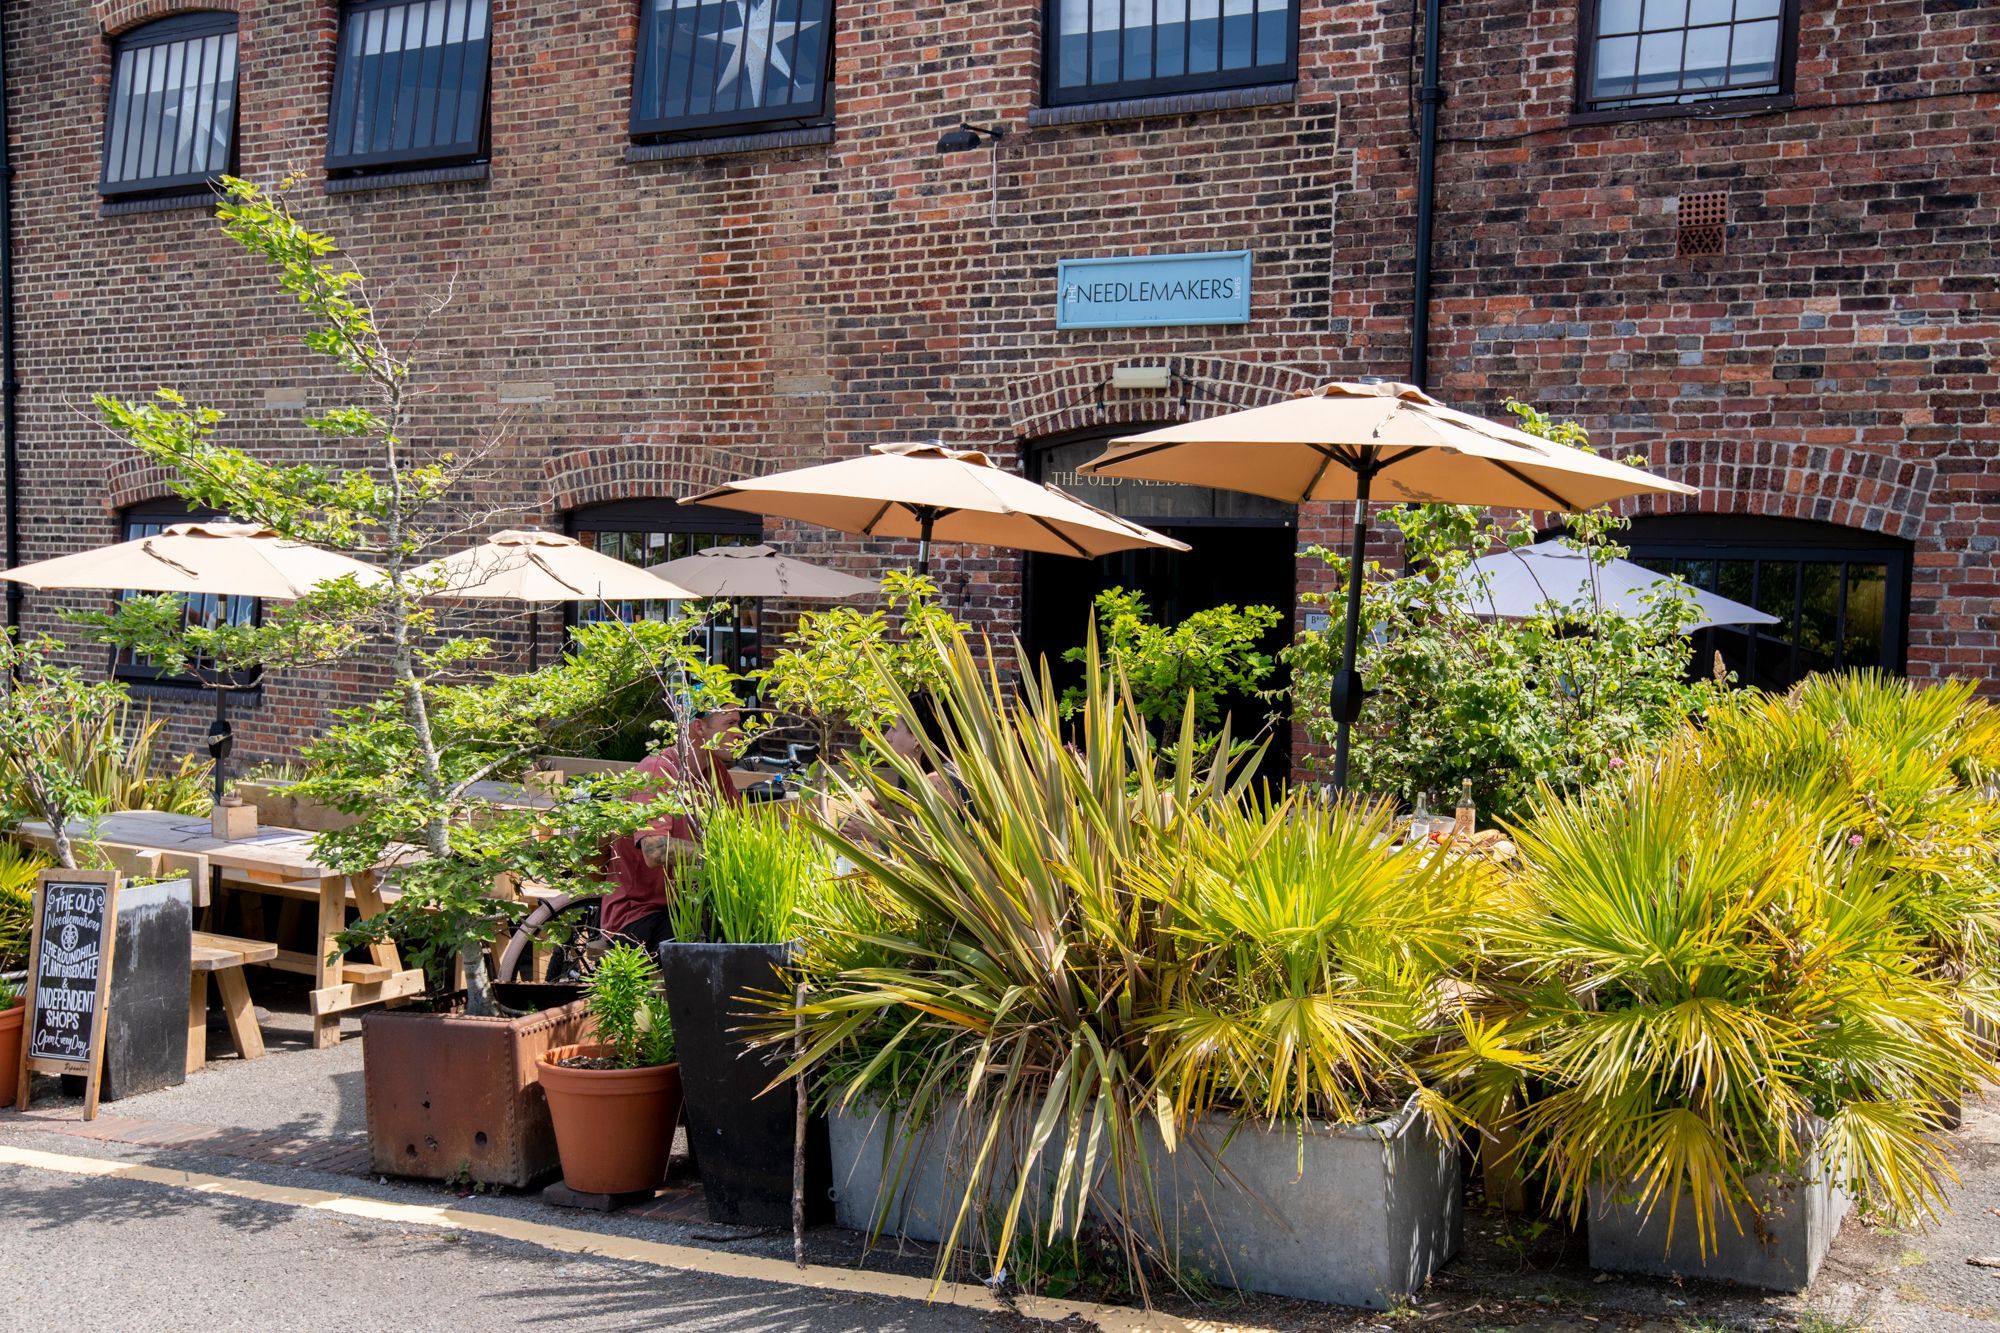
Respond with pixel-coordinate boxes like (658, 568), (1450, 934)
(838, 693), (967, 841)
(600, 704), (744, 954)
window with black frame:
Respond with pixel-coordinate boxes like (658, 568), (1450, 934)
(1046, 0), (1297, 107)
(1622, 514), (1909, 693)
(100, 13), (240, 198)
(114, 502), (260, 688)
(630, 0), (834, 139)
(327, 0), (492, 173)
(1580, 0), (1793, 114)
(564, 502), (763, 672)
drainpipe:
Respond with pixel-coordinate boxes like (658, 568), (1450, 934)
(1410, 0), (1443, 390)
(0, 9), (18, 638)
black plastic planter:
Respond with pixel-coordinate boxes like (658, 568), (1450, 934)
(658, 940), (830, 1227)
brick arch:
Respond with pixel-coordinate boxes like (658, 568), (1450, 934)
(102, 456), (186, 517)
(1623, 439), (1935, 543)
(541, 441), (760, 522)
(98, 0), (239, 36)
(1006, 356), (1323, 444)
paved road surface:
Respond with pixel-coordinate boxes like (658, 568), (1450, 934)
(0, 1159), (1013, 1333)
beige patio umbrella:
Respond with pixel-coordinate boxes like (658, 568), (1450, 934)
(644, 543), (879, 600)
(408, 529), (699, 603)
(682, 441), (1190, 574)
(0, 522), (385, 598)
(0, 522), (388, 804)
(1081, 380), (1699, 787)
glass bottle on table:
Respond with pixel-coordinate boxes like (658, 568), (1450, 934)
(1452, 778), (1476, 841)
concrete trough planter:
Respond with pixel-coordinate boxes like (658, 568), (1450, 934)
(829, 1095), (1462, 1311)
(1587, 1146), (1849, 1292)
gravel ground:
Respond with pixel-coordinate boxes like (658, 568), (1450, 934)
(8, 988), (2000, 1331)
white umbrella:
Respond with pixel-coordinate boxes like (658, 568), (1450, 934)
(683, 442), (1189, 573)
(1458, 541), (1779, 632)
(408, 529), (699, 603)
(643, 544), (878, 600)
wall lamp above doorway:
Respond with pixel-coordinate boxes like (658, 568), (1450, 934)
(937, 121), (1005, 153)
(1095, 363), (1187, 418)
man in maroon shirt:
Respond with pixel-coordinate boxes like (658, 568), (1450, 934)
(600, 706), (743, 954)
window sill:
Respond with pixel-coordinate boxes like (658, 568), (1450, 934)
(1568, 92), (1795, 127)
(100, 193), (217, 219)
(119, 676), (263, 702)
(325, 161), (491, 195)
(626, 124), (834, 163)
(1027, 82), (1295, 129)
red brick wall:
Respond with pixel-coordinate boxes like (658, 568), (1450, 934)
(4, 1), (1995, 772)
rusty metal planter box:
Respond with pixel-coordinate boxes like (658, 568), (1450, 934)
(362, 990), (590, 1189)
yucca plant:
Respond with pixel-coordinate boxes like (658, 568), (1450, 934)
(673, 801), (834, 945)
(0, 839), (51, 973)
(1466, 751), (1984, 1255)
(772, 627), (1257, 1295)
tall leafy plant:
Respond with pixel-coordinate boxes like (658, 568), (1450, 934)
(86, 177), (729, 1015)
(585, 942), (675, 1069)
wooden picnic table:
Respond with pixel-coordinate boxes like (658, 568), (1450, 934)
(17, 810), (425, 1049)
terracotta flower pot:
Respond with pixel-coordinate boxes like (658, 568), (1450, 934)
(538, 1042), (683, 1196)
(0, 1000), (22, 1106)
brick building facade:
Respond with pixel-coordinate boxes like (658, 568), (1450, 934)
(1, 0), (1994, 769)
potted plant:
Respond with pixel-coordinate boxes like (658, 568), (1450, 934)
(784, 629), (1477, 1309)
(1463, 750), (1984, 1292)
(540, 942), (682, 1197)
(659, 800), (835, 1226)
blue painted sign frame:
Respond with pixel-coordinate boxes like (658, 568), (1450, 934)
(1055, 250), (1252, 330)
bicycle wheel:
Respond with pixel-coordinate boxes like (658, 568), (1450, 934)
(495, 894), (611, 984)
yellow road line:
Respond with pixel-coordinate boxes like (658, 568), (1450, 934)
(0, 1143), (1263, 1332)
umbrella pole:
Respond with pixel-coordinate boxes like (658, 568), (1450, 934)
(1331, 475), (1373, 791)
(916, 508), (936, 578)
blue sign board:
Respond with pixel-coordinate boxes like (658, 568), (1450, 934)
(1055, 250), (1252, 330)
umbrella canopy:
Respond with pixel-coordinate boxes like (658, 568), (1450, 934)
(1080, 381), (1699, 790)
(1081, 380), (1698, 511)
(408, 529), (698, 603)
(0, 522), (384, 598)
(1458, 540), (1779, 632)
(644, 544), (879, 600)
(681, 442), (1190, 571)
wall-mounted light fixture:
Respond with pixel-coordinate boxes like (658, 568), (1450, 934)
(936, 121), (1005, 154)
(1110, 364), (1171, 390)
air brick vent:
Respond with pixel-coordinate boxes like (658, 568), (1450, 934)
(1677, 191), (1727, 257)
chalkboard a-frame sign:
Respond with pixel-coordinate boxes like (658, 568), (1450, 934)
(15, 869), (119, 1120)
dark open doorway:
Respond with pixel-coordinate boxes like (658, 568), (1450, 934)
(1023, 428), (1297, 777)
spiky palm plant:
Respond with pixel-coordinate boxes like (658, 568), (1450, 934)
(1692, 673), (2000, 1016)
(1472, 751), (1984, 1254)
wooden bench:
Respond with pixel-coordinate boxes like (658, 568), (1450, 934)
(187, 931), (278, 1073)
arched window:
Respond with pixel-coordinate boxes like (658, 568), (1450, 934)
(115, 499), (260, 688)
(100, 12), (240, 198)
(327, 0), (492, 173)
(1623, 513), (1910, 692)
(563, 500), (761, 671)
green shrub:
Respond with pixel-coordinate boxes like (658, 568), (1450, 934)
(0, 840), (51, 973)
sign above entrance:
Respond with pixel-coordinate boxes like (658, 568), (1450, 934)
(1055, 251), (1252, 330)
(1036, 438), (1292, 526)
